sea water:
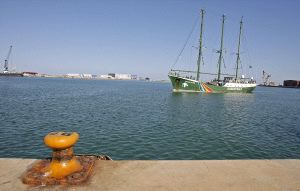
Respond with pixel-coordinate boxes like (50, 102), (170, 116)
(0, 77), (299, 159)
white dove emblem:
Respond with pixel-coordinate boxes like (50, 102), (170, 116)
(182, 82), (188, 88)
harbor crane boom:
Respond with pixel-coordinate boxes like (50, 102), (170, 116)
(262, 70), (271, 86)
(4, 46), (12, 73)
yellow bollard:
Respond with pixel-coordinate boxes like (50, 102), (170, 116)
(43, 132), (82, 179)
(22, 131), (110, 186)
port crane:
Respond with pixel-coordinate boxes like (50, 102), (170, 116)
(262, 70), (273, 86)
(3, 46), (12, 73)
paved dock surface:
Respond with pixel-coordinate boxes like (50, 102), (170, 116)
(0, 159), (299, 191)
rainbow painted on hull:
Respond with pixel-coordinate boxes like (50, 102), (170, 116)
(201, 83), (213, 93)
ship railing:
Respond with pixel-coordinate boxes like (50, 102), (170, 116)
(169, 69), (256, 83)
(169, 70), (196, 80)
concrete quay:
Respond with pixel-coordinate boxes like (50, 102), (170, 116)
(0, 158), (299, 191)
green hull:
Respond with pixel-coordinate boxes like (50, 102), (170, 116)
(205, 84), (256, 93)
(168, 75), (201, 92)
(169, 74), (256, 93)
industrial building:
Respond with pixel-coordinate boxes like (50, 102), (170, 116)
(283, 80), (300, 88)
(65, 73), (92, 79)
(65, 73), (81, 78)
(108, 73), (132, 80)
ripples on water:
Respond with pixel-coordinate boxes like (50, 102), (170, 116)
(0, 77), (299, 159)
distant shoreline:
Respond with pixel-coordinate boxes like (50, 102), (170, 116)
(0, 74), (170, 83)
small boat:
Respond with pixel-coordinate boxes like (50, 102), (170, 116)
(168, 10), (256, 93)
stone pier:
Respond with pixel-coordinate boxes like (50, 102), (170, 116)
(0, 159), (299, 190)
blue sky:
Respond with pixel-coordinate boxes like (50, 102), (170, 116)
(0, 0), (299, 83)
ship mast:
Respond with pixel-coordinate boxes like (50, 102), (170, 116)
(196, 9), (205, 81)
(217, 15), (225, 82)
(235, 17), (243, 81)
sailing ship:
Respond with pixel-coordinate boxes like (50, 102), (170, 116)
(168, 10), (256, 93)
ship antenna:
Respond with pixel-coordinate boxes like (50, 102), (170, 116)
(196, 9), (205, 81)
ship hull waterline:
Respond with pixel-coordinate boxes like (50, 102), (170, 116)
(168, 75), (256, 93)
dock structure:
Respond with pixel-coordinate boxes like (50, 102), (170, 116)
(0, 158), (299, 191)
